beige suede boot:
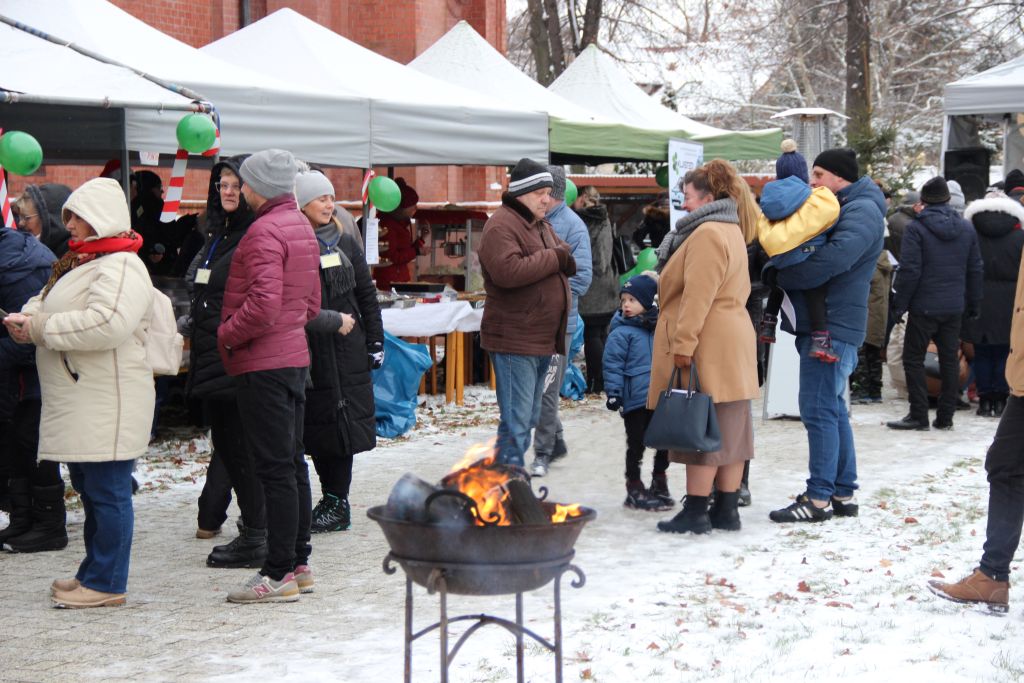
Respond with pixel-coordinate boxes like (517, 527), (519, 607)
(928, 568), (1009, 613)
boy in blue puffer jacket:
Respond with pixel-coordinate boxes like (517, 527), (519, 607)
(603, 272), (673, 511)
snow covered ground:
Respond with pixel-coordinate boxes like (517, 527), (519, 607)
(2, 379), (1021, 682)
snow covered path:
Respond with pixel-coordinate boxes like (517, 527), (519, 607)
(1, 386), (1021, 682)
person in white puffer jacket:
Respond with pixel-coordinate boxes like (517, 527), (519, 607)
(4, 177), (154, 609)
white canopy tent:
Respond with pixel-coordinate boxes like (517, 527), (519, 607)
(202, 9), (549, 166)
(549, 45), (782, 161)
(943, 55), (1024, 178)
(0, 0), (374, 166)
(0, 19), (204, 165)
(409, 21), (671, 163)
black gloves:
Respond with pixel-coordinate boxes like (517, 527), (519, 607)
(892, 310), (907, 326)
(965, 307), (981, 322)
(554, 246), (577, 276)
(606, 396), (622, 412)
(368, 341), (385, 370)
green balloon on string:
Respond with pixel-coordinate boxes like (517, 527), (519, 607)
(176, 114), (217, 153)
(618, 247), (659, 286)
(0, 131), (43, 176)
(654, 165), (669, 188)
(368, 176), (401, 212)
(563, 178), (578, 205)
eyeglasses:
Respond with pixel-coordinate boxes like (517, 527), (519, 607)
(15, 213), (38, 225)
(216, 182), (241, 193)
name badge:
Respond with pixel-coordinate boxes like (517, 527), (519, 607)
(195, 268), (212, 284)
(320, 253), (342, 269)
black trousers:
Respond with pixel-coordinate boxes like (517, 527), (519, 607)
(197, 398), (267, 531)
(902, 312), (961, 423)
(765, 285), (828, 332)
(980, 395), (1024, 581)
(235, 367), (312, 581)
(851, 343), (883, 398)
(2, 400), (60, 486)
(581, 312), (614, 394)
(622, 408), (668, 481)
(311, 450), (353, 499)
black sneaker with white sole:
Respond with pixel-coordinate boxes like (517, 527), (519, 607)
(769, 493), (833, 523)
(831, 496), (859, 517)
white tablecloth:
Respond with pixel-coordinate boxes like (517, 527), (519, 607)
(381, 300), (482, 337)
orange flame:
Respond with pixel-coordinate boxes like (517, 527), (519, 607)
(446, 440), (582, 525)
(551, 503), (582, 523)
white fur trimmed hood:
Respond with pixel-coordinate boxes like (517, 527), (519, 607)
(964, 196), (1024, 225)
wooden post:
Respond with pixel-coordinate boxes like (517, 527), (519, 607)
(455, 331), (464, 406)
(445, 332), (455, 404)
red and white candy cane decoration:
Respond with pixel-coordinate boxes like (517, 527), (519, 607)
(161, 114), (219, 223)
(0, 128), (13, 229)
(360, 169), (376, 205)
(159, 148), (189, 223)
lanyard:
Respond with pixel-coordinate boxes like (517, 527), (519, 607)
(202, 235), (224, 269)
(316, 235), (340, 255)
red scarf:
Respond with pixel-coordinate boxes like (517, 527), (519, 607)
(43, 231), (144, 298)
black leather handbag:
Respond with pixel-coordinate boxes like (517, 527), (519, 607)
(644, 365), (721, 453)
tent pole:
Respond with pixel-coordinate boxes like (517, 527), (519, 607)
(120, 109), (131, 200)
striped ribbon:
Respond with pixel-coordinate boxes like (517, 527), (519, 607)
(201, 115), (221, 158)
(159, 148), (189, 223)
(0, 128), (12, 229)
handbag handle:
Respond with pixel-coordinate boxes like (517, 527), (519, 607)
(666, 363), (702, 396)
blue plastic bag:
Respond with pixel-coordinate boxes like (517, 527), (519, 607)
(372, 332), (433, 438)
(560, 315), (586, 400)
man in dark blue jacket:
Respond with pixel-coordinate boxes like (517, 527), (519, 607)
(887, 177), (983, 432)
(768, 148), (885, 523)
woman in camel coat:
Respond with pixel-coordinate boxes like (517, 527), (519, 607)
(649, 160), (759, 535)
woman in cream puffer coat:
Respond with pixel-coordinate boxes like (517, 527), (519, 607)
(5, 178), (154, 609)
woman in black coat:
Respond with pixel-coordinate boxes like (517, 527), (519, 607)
(963, 195), (1024, 417)
(187, 156), (269, 568)
(295, 170), (384, 533)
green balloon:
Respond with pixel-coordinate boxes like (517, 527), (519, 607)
(636, 247), (658, 272)
(654, 165), (669, 188)
(0, 131), (43, 176)
(176, 114), (217, 153)
(619, 265), (638, 287)
(564, 178), (578, 205)
(369, 176), (401, 212)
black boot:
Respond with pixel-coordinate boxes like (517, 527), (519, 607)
(977, 398), (993, 417)
(738, 461), (752, 507)
(206, 525), (267, 568)
(6, 484), (68, 552)
(992, 396), (1007, 417)
(311, 494), (351, 533)
(656, 495), (711, 534)
(0, 478), (33, 548)
(648, 473), (675, 509)
(708, 491), (741, 531)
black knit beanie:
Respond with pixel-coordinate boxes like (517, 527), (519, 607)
(812, 148), (859, 183)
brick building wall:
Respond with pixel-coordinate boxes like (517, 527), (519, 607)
(9, 0), (508, 210)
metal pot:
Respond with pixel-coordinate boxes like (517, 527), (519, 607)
(444, 239), (466, 257)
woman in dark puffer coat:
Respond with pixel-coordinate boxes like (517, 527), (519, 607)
(295, 170), (383, 533)
(963, 194), (1024, 417)
(186, 156), (268, 569)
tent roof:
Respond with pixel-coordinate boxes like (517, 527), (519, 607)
(550, 45), (782, 161)
(944, 54), (1024, 116)
(202, 9), (549, 166)
(409, 21), (678, 164)
(1, 0), (374, 165)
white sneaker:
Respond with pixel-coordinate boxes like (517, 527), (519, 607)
(530, 457), (549, 477)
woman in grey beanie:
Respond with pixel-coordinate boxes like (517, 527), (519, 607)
(296, 171), (383, 533)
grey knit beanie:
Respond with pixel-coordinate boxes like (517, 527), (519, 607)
(239, 148), (298, 199)
(548, 165), (567, 201)
(294, 170), (335, 209)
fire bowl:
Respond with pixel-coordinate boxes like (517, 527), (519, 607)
(368, 503), (596, 596)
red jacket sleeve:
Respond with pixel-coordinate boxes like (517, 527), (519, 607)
(219, 228), (286, 348)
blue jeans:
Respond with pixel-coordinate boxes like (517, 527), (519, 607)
(796, 335), (859, 501)
(68, 460), (136, 594)
(490, 353), (550, 466)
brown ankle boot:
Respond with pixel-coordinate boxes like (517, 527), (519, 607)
(927, 568), (1009, 613)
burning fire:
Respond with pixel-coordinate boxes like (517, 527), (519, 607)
(446, 440), (583, 526)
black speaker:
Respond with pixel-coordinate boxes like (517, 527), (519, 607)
(944, 147), (991, 202)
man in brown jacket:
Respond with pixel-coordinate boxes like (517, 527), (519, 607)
(479, 158), (576, 466)
(927, 255), (1024, 613)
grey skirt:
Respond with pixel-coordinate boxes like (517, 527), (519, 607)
(669, 399), (754, 467)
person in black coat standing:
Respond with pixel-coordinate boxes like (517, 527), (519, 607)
(963, 194), (1024, 417)
(186, 156), (269, 569)
(295, 169), (383, 533)
(888, 177), (983, 432)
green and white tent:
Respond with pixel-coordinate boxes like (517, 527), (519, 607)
(550, 44), (782, 162)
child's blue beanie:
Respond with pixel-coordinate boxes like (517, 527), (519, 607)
(621, 273), (657, 310)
